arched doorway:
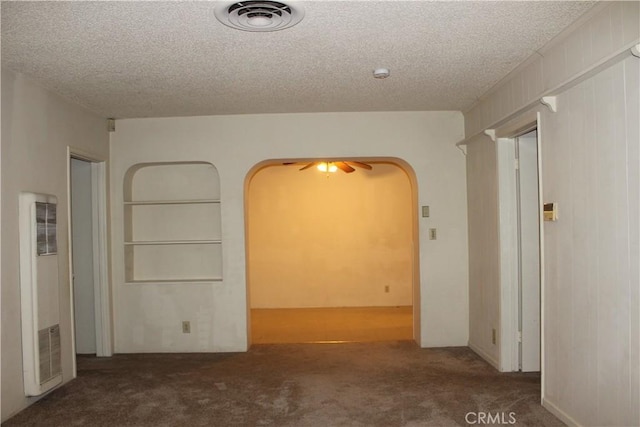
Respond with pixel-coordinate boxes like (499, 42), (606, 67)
(244, 158), (420, 344)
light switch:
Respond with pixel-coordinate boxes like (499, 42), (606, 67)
(429, 228), (437, 240)
(422, 206), (430, 217)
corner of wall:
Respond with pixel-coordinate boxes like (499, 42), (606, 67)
(1, 70), (110, 422)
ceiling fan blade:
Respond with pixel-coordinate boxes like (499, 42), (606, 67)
(348, 161), (373, 170)
(299, 162), (318, 171)
(335, 161), (355, 173)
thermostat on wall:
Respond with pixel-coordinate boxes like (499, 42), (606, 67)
(543, 202), (558, 221)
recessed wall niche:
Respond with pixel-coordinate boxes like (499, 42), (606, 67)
(123, 162), (222, 283)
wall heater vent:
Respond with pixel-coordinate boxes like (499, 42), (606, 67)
(19, 192), (63, 396)
(38, 325), (61, 384)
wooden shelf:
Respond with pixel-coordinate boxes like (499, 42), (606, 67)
(125, 240), (222, 246)
(124, 199), (220, 205)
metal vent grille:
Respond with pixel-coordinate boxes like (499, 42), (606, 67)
(38, 325), (61, 384)
(214, 1), (304, 32)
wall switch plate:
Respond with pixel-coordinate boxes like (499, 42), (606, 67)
(422, 206), (430, 217)
(182, 321), (191, 334)
(429, 228), (437, 240)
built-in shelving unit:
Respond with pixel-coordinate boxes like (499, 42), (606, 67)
(123, 199), (220, 205)
(123, 162), (222, 284)
(124, 240), (222, 245)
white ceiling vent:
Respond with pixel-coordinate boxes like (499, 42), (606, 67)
(214, 1), (304, 32)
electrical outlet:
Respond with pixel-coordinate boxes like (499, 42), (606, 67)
(384, 285), (390, 293)
(492, 328), (496, 345)
(182, 321), (191, 334)
(429, 228), (437, 240)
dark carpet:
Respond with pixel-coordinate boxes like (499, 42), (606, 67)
(3, 342), (563, 426)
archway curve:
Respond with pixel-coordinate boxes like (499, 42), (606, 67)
(243, 156), (421, 346)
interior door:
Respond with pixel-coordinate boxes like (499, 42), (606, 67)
(71, 158), (97, 354)
(516, 130), (541, 372)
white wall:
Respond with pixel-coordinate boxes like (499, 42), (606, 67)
(248, 163), (413, 309)
(541, 55), (638, 427)
(464, 2), (639, 425)
(71, 158), (96, 354)
(466, 137), (500, 367)
(110, 111), (468, 353)
(464, 2), (639, 139)
(1, 70), (109, 421)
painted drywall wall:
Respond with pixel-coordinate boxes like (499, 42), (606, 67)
(1, 70), (110, 421)
(465, 137), (500, 367)
(71, 158), (96, 354)
(464, 2), (639, 425)
(110, 111), (468, 353)
(248, 163), (413, 309)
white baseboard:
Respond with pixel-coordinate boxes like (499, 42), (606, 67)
(542, 397), (581, 427)
(468, 341), (500, 370)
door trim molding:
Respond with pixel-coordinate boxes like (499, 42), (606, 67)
(494, 112), (543, 375)
(91, 161), (112, 357)
(67, 147), (112, 379)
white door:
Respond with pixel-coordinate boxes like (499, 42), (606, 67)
(71, 158), (96, 354)
(516, 130), (541, 372)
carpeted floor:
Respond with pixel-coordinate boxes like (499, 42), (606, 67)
(3, 342), (562, 426)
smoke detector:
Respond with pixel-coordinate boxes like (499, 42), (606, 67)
(373, 68), (390, 79)
(214, 1), (305, 32)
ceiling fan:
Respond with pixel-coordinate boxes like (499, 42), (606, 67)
(283, 161), (373, 174)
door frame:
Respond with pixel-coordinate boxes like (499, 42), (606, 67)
(514, 129), (541, 372)
(495, 111), (544, 373)
(67, 147), (112, 377)
(243, 157), (421, 346)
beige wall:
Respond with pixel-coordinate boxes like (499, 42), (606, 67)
(464, 2), (639, 139)
(1, 70), (109, 421)
(248, 162), (413, 309)
(464, 2), (639, 425)
(540, 55), (638, 427)
(110, 111), (469, 353)
(465, 137), (500, 367)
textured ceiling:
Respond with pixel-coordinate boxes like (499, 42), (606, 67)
(1, 1), (595, 119)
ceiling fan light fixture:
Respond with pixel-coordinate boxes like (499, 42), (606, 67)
(214, 1), (305, 32)
(317, 162), (337, 173)
(289, 160), (372, 174)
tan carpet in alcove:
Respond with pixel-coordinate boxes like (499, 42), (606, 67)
(3, 342), (562, 426)
(251, 306), (413, 344)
